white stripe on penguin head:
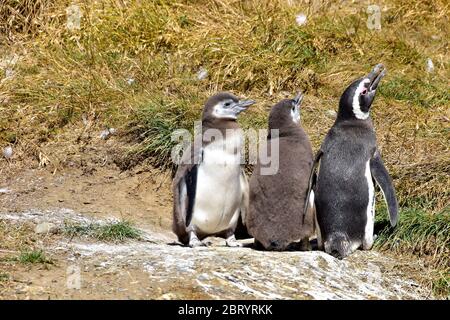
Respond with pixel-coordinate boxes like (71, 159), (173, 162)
(352, 79), (370, 120)
(291, 105), (300, 124)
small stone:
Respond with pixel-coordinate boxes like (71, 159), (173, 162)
(347, 27), (356, 35)
(295, 13), (307, 26)
(0, 95), (9, 105)
(35, 222), (57, 234)
(4, 68), (14, 79)
(99, 128), (115, 140)
(426, 58), (434, 73)
(0, 188), (11, 193)
(126, 78), (135, 85)
(82, 114), (89, 126)
(196, 67), (208, 80)
(66, 4), (82, 31)
(198, 273), (210, 281)
(159, 293), (177, 300)
(326, 109), (337, 118)
(3, 146), (13, 159)
(100, 130), (110, 139)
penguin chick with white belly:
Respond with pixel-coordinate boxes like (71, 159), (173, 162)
(172, 92), (255, 247)
(304, 64), (399, 259)
(246, 93), (315, 251)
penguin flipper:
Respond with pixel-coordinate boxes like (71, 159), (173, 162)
(370, 149), (399, 227)
(303, 150), (322, 224)
(183, 164), (198, 227)
(239, 169), (249, 226)
(172, 140), (202, 244)
(234, 168), (251, 239)
(172, 164), (198, 244)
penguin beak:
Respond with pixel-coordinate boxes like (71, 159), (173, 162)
(292, 92), (303, 107)
(367, 63), (386, 92)
(290, 92), (303, 124)
(234, 99), (256, 114)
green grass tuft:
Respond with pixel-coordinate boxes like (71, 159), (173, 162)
(375, 206), (450, 296)
(127, 95), (200, 169)
(432, 271), (449, 298)
(0, 272), (9, 282)
(18, 249), (52, 264)
(95, 221), (141, 242)
(379, 77), (450, 108)
(64, 220), (141, 242)
(375, 207), (449, 264)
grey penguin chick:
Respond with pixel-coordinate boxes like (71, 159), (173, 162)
(246, 93), (315, 251)
(304, 64), (398, 259)
(172, 92), (255, 247)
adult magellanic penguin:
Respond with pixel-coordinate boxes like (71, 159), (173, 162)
(246, 93), (315, 251)
(172, 92), (255, 247)
(304, 64), (398, 259)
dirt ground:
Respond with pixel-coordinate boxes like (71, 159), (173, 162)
(0, 131), (436, 300)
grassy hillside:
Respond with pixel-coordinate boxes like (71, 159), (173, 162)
(0, 0), (448, 295)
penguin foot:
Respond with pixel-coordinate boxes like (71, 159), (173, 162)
(295, 238), (312, 251)
(188, 231), (205, 248)
(225, 235), (243, 247)
(189, 237), (206, 248)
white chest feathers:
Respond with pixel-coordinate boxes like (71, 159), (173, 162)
(202, 132), (243, 166)
(190, 133), (245, 234)
(363, 159), (376, 249)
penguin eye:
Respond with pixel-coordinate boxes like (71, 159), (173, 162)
(361, 88), (368, 95)
(224, 102), (231, 108)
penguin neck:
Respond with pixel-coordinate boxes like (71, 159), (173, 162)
(201, 118), (241, 146)
(335, 110), (374, 129)
(268, 124), (303, 139)
(202, 118), (240, 132)
(337, 104), (371, 123)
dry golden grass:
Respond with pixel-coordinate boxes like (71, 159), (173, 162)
(375, 206), (449, 296)
(0, 220), (36, 253)
(0, 220), (54, 291)
(0, 0), (51, 41)
(3, 0), (448, 209)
